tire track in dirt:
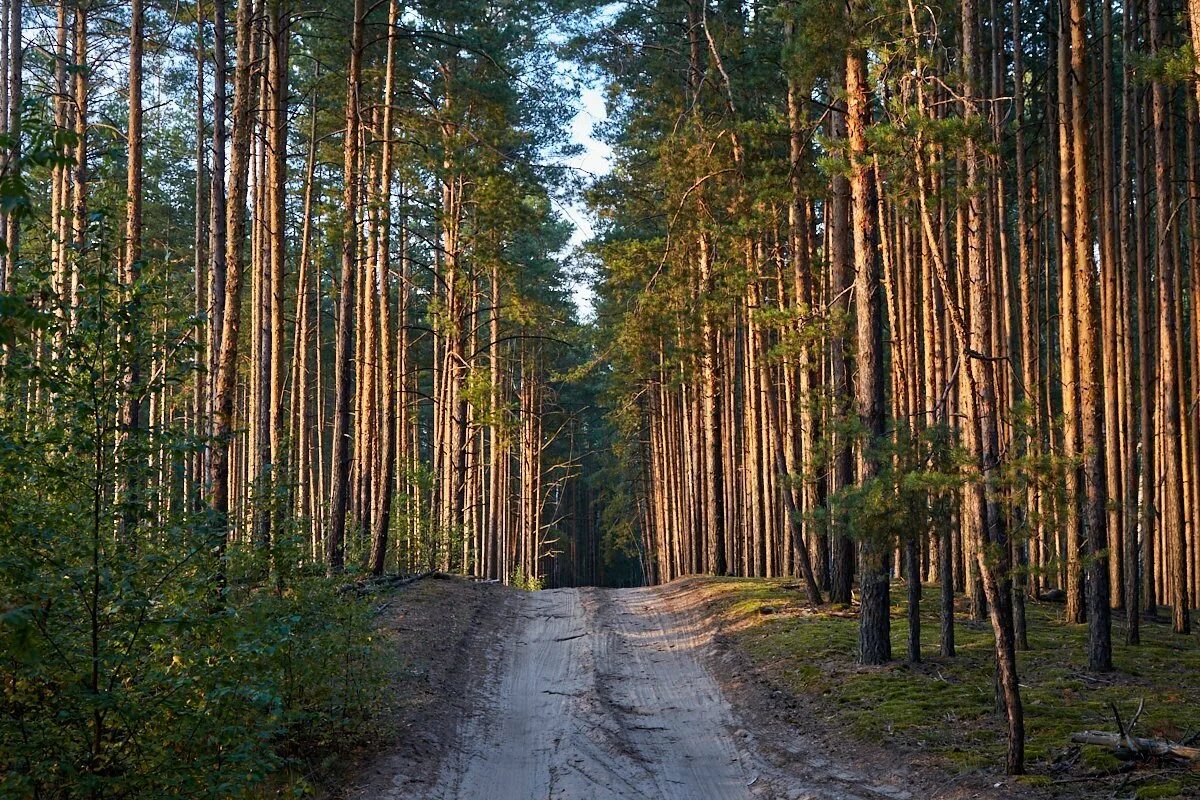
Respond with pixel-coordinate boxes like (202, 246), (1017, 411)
(380, 585), (945, 800)
(348, 582), (1023, 800)
(429, 587), (752, 799)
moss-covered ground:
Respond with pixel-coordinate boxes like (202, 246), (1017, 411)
(698, 578), (1200, 799)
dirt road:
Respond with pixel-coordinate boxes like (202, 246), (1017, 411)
(349, 581), (956, 800)
(347, 581), (1012, 800)
(428, 586), (754, 799)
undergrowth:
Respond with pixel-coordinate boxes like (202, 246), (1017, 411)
(705, 578), (1200, 798)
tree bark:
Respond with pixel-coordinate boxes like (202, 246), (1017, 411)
(327, 0), (364, 575)
(1068, 0), (1112, 670)
(846, 41), (889, 666)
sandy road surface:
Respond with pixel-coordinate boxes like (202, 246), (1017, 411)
(429, 586), (755, 800)
(416, 587), (931, 800)
(348, 582), (1008, 800)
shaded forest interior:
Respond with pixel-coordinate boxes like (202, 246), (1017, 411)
(3, 0), (1200, 795)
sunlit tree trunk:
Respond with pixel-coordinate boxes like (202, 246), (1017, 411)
(962, 0), (1023, 772)
(1150, 0), (1189, 634)
(846, 40), (889, 665)
(369, 0), (401, 576)
(327, 0), (364, 575)
(209, 0), (254, 583)
(827, 75), (855, 606)
(1067, 0), (1113, 669)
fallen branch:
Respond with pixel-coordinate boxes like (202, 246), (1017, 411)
(338, 570), (435, 596)
(1072, 699), (1200, 762)
(1070, 731), (1200, 762)
(429, 572), (505, 584)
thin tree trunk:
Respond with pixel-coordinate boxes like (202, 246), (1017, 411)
(962, 0), (1023, 772)
(327, 0), (364, 575)
(209, 0), (255, 587)
(828, 75), (855, 606)
(1150, 0), (1190, 634)
(370, 0), (400, 576)
(119, 0), (144, 545)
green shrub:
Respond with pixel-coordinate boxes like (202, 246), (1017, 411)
(0, 210), (386, 799)
(510, 565), (544, 591)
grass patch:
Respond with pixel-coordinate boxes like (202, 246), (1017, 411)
(699, 578), (1200, 798)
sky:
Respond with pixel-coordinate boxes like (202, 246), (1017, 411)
(560, 83), (613, 320)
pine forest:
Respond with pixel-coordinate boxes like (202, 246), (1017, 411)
(3, 0), (1200, 797)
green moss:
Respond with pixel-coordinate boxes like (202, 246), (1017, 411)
(1078, 747), (1122, 772)
(1136, 781), (1185, 799)
(702, 579), (1200, 797)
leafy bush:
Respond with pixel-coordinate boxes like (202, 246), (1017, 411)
(510, 565), (544, 591)
(0, 204), (386, 799)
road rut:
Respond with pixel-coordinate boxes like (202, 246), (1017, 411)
(350, 582), (1014, 800)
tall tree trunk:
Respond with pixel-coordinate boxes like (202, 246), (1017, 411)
(699, 233), (726, 577)
(264, 0), (288, 558)
(369, 0), (400, 576)
(828, 76), (855, 606)
(119, 0), (144, 544)
(1055, 16), (1085, 625)
(192, 0), (208, 505)
(846, 41), (889, 665)
(1068, 0), (1113, 670)
(1150, 0), (1190, 634)
(207, 0), (228, 496)
(1011, 0), (1032, 651)
(327, 0), (364, 575)
(293, 78), (318, 556)
(962, 0), (1023, 773)
(0, 0), (19, 289)
(209, 0), (255, 581)
(1121, 0), (1143, 644)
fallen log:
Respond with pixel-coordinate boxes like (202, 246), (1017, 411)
(429, 572), (499, 583)
(338, 570), (435, 596)
(1070, 731), (1200, 762)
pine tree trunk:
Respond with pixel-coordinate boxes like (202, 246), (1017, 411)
(963, 0), (1023, 772)
(1011, 0), (1032, 651)
(1150, 0), (1189, 634)
(119, 0), (144, 544)
(369, 0), (400, 576)
(327, 0), (364, 575)
(192, 2), (208, 507)
(209, 0), (254, 584)
(1120, 0), (1142, 644)
(0, 0), (19, 289)
(828, 76), (855, 606)
(846, 42), (890, 665)
(266, 0), (288, 559)
(1068, 0), (1113, 670)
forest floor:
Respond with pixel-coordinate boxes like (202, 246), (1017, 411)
(691, 577), (1200, 800)
(333, 577), (1034, 800)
